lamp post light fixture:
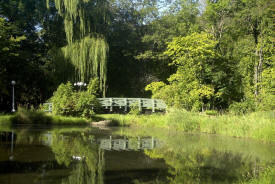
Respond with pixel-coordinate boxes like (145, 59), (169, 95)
(11, 80), (16, 112)
(74, 82), (87, 91)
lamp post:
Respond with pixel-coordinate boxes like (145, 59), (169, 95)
(74, 82), (87, 91)
(11, 80), (16, 112)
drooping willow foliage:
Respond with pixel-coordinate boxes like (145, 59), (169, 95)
(61, 36), (108, 94)
(47, 0), (109, 96)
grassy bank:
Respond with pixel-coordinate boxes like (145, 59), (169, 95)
(1, 108), (274, 142)
(98, 109), (275, 143)
(0, 108), (88, 125)
(0, 115), (13, 123)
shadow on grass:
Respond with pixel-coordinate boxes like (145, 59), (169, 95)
(10, 107), (88, 126)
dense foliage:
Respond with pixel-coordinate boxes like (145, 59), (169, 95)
(0, 0), (274, 113)
(50, 78), (99, 118)
(144, 0), (274, 112)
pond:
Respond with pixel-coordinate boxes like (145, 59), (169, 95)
(0, 124), (274, 184)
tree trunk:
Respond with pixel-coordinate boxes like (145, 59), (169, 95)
(254, 39), (263, 99)
(258, 46), (263, 94)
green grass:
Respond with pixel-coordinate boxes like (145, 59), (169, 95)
(0, 108), (89, 125)
(0, 115), (13, 131)
(98, 109), (275, 143)
(0, 115), (13, 124)
(95, 113), (165, 127)
(1, 108), (274, 142)
(50, 115), (88, 125)
(237, 167), (275, 184)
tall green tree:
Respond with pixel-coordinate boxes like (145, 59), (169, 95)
(203, 0), (274, 110)
(136, 0), (201, 82)
(146, 32), (241, 110)
(105, 0), (161, 97)
(46, 0), (110, 96)
(0, 0), (54, 110)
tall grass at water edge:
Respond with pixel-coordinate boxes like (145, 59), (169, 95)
(98, 109), (275, 143)
(236, 167), (275, 184)
(167, 109), (275, 142)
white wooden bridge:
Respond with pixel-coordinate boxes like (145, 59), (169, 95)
(43, 98), (166, 113)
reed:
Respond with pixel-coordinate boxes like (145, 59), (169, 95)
(236, 167), (275, 184)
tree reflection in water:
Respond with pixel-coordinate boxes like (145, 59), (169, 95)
(50, 132), (104, 184)
(1, 127), (273, 184)
(116, 128), (275, 184)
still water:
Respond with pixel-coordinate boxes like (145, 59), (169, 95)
(0, 125), (274, 184)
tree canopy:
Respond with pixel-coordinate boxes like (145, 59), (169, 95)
(0, 0), (274, 112)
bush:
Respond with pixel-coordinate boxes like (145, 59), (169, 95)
(229, 99), (256, 115)
(50, 82), (75, 115)
(75, 91), (99, 118)
(205, 110), (218, 116)
(50, 78), (100, 118)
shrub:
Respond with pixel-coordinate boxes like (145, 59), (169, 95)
(205, 110), (218, 116)
(50, 79), (100, 118)
(229, 99), (256, 115)
(50, 82), (75, 115)
(75, 91), (99, 118)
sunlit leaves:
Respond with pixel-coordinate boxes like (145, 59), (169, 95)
(165, 32), (217, 67)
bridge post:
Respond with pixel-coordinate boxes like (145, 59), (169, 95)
(137, 137), (141, 150)
(110, 98), (113, 112)
(124, 98), (127, 112)
(139, 98), (142, 111)
(49, 103), (53, 112)
(123, 137), (127, 150)
(151, 137), (155, 149)
(152, 99), (155, 112)
(109, 136), (112, 150)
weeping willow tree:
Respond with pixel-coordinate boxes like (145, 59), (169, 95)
(47, 0), (109, 96)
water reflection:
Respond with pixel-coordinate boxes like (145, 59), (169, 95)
(100, 136), (160, 151)
(0, 127), (274, 184)
(50, 132), (104, 184)
(115, 128), (275, 184)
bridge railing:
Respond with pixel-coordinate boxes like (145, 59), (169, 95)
(43, 98), (166, 113)
(42, 103), (53, 112)
(97, 98), (166, 112)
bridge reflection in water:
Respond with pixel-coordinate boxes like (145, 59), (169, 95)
(38, 133), (161, 151)
(99, 136), (160, 151)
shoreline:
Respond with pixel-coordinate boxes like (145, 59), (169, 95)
(0, 110), (274, 143)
